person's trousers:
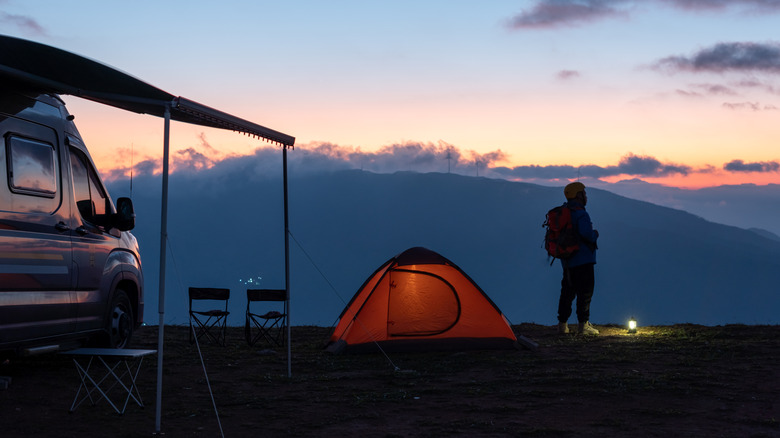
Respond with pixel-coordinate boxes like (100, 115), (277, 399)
(558, 263), (595, 323)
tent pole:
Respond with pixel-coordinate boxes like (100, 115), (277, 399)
(283, 145), (291, 378)
(154, 104), (171, 434)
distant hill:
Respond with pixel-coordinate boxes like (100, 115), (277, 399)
(599, 179), (780, 237)
(748, 228), (780, 242)
(110, 168), (780, 327)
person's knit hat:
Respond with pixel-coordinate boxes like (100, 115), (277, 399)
(564, 182), (586, 200)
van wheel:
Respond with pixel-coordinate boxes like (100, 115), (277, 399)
(107, 289), (133, 349)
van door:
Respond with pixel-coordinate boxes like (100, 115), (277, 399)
(67, 140), (120, 334)
(0, 118), (76, 345)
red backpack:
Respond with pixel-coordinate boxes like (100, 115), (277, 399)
(542, 204), (580, 263)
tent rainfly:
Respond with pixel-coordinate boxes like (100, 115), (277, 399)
(327, 247), (519, 353)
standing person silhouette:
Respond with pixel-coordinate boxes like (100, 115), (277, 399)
(557, 182), (600, 335)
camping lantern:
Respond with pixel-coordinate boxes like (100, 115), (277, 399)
(627, 318), (638, 334)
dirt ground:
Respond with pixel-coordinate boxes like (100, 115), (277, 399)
(1, 323), (778, 437)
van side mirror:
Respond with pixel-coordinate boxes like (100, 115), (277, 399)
(114, 197), (136, 231)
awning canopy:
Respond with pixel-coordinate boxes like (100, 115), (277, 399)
(0, 34), (294, 147)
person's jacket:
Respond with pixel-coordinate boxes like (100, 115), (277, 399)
(561, 199), (598, 268)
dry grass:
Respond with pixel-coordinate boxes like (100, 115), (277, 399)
(1, 323), (779, 437)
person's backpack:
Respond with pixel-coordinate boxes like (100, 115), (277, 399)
(542, 204), (580, 263)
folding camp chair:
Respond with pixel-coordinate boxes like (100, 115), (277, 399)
(189, 287), (230, 346)
(245, 289), (287, 347)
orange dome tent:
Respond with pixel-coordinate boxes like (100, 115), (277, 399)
(327, 247), (518, 353)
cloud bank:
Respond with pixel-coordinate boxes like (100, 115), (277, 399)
(492, 153), (693, 180)
(0, 12), (46, 36)
(556, 69), (582, 80)
(654, 42), (780, 74)
(648, 43), (780, 111)
(105, 137), (780, 187)
(722, 102), (778, 111)
(724, 159), (780, 172)
(507, 0), (630, 29)
(508, 0), (780, 29)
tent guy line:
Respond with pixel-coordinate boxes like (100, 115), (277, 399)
(288, 229), (401, 370)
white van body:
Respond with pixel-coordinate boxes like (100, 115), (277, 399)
(0, 83), (142, 355)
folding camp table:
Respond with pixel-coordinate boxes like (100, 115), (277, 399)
(61, 348), (156, 414)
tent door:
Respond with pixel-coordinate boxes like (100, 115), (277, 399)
(386, 269), (460, 337)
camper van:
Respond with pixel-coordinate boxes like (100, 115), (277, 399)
(0, 81), (143, 355)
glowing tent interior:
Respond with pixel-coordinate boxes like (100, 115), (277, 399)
(327, 247), (519, 353)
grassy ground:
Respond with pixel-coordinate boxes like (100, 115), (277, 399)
(1, 323), (778, 437)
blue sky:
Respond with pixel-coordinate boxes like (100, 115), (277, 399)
(3, 0), (780, 187)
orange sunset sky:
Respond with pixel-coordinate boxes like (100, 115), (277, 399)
(3, 1), (779, 189)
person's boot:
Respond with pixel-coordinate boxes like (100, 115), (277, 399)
(578, 321), (599, 335)
(558, 322), (569, 334)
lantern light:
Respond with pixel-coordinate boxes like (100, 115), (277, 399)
(627, 318), (638, 334)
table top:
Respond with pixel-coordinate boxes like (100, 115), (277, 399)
(60, 348), (157, 358)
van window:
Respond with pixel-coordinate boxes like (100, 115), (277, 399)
(7, 136), (57, 197)
(70, 147), (110, 224)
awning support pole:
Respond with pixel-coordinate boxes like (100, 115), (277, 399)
(283, 145), (291, 378)
(154, 104), (171, 434)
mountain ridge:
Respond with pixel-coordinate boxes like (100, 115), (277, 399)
(110, 169), (780, 327)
